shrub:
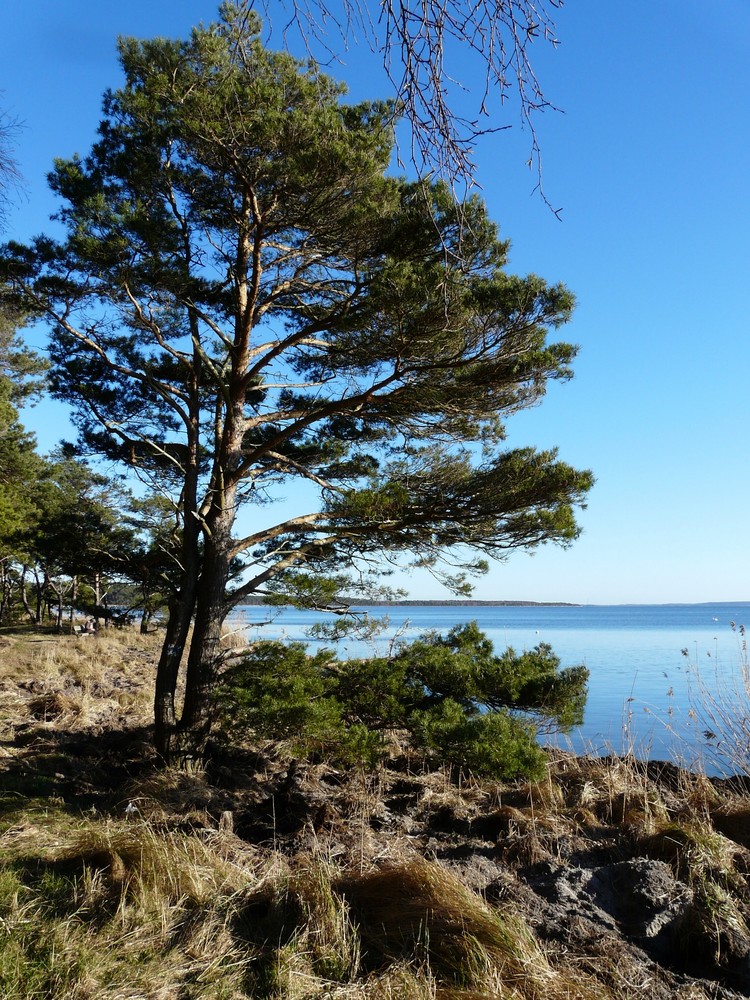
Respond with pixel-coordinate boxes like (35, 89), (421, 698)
(217, 641), (345, 756)
(410, 699), (547, 781)
(216, 623), (587, 779)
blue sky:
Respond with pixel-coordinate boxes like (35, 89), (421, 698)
(2, 0), (749, 605)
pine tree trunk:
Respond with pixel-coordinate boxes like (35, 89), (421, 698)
(0, 561), (8, 623)
(177, 390), (244, 752)
(20, 566), (35, 623)
(68, 577), (77, 633)
(93, 572), (106, 626)
(153, 443), (202, 763)
(153, 597), (194, 760)
(178, 526), (232, 747)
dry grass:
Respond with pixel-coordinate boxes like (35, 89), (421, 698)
(2, 626), (750, 997)
(641, 818), (745, 886)
(335, 856), (612, 999)
(0, 807), (617, 1000)
(0, 625), (161, 735)
(664, 621), (750, 780)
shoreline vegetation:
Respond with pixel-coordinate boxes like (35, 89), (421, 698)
(2, 625), (750, 998)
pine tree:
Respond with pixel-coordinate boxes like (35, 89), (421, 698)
(2, 6), (592, 758)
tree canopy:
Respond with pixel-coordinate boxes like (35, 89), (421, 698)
(1, 4), (592, 759)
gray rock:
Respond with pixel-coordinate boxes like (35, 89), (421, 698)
(521, 857), (694, 965)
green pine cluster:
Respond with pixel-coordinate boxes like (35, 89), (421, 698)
(217, 621), (588, 779)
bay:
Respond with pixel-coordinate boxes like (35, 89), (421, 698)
(229, 601), (750, 774)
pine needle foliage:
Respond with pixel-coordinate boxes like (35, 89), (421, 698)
(1, 3), (592, 754)
(217, 622), (587, 779)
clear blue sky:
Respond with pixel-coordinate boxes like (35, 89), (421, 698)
(2, 0), (749, 605)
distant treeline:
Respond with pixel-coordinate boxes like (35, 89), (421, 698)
(238, 598), (579, 608)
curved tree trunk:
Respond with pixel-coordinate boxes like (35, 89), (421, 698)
(178, 515), (234, 746)
(154, 599), (194, 760)
(153, 429), (202, 763)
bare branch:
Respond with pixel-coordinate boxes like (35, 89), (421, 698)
(257, 0), (563, 197)
(231, 511), (326, 557)
(0, 105), (23, 229)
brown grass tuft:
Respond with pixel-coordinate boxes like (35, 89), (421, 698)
(640, 820), (741, 888)
(710, 798), (750, 849)
(335, 857), (590, 998)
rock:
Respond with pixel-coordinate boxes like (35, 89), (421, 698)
(587, 859), (694, 958)
(518, 857), (695, 961)
(677, 884), (750, 988)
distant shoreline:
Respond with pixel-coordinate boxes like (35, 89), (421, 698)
(236, 598), (750, 609)
(342, 600), (580, 607)
(238, 598), (581, 608)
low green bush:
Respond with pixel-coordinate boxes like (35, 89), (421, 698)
(218, 641), (343, 751)
(216, 622), (588, 779)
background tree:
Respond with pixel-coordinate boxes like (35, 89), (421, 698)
(2, 5), (592, 759)
(0, 412), (44, 622)
(8, 453), (137, 630)
(0, 302), (49, 622)
(119, 496), (186, 634)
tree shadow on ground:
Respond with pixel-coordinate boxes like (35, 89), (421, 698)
(0, 724), (157, 818)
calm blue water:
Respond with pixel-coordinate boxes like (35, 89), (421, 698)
(230, 602), (750, 774)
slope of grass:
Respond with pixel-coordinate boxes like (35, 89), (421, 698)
(1, 625), (750, 998)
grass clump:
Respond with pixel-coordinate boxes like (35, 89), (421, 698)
(642, 820), (742, 889)
(0, 812), (260, 999)
(287, 858), (361, 983)
(338, 857), (536, 984)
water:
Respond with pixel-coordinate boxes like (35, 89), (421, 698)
(229, 601), (750, 773)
